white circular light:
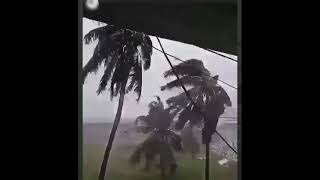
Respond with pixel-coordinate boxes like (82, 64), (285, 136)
(86, 0), (99, 11)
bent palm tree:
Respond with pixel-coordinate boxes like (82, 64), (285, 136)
(161, 59), (232, 180)
(82, 25), (153, 180)
(130, 96), (182, 179)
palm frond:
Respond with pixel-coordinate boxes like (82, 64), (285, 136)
(163, 59), (210, 78)
(106, 56), (131, 97)
(82, 39), (110, 82)
(145, 97), (172, 130)
(96, 55), (119, 92)
(84, 25), (117, 44)
(126, 76), (135, 93)
(126, 61), (142, 101)
(84, 26), (105, 44)
(140, 34), (153, 70)
(109, 67), (122, 98)
(214, 86), (232, 106)
(161, 76), (205, 91)
(166, 87), (198, 107)
(175, 105), (203, 130)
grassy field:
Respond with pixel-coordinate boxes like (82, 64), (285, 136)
(83, 138), (237, 180)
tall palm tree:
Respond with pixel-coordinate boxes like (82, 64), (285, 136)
(130, 96), (182, 179)
(160, 59), (232, 180)
(82, 25), (153, 180)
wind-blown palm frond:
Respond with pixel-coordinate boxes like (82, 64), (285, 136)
(84, 25), (118, 44)
(126, 60), (143, 100)
(175, 105), (203, 130)
(135, 97), (171, 134)
(166, 87), (198, 107)
(157, 112), (172, 130)
(163, 59), (211, 78)
(140, 35), (152, 70)
(147, 97), (171, 130)
(82, 39), (110, 82)
(82, 26), (122, 82)
(161, 76), (206, 91)
(95, 55), (119, 93)
(161, 59), (216, 106)
(108, 62), (125, 97)
(83, 25), (153, 101)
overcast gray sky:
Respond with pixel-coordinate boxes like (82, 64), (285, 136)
(83, 18), (237, 123)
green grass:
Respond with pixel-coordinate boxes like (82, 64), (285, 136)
(83, 142), (237, 180)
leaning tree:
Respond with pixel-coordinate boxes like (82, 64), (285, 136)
(82, 25), (153, 180)
(130, 96), (182, 179)
(161, 59), (232, 180)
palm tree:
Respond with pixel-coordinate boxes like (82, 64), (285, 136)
(129, 96), (182, 179)
(160, 59), (232, 180)
(82, 25), (153, 180)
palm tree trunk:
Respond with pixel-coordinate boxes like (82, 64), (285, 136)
(205, 142), (210, 180)
(98, 84), (126, 180)
(159, 134), (166, 180)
